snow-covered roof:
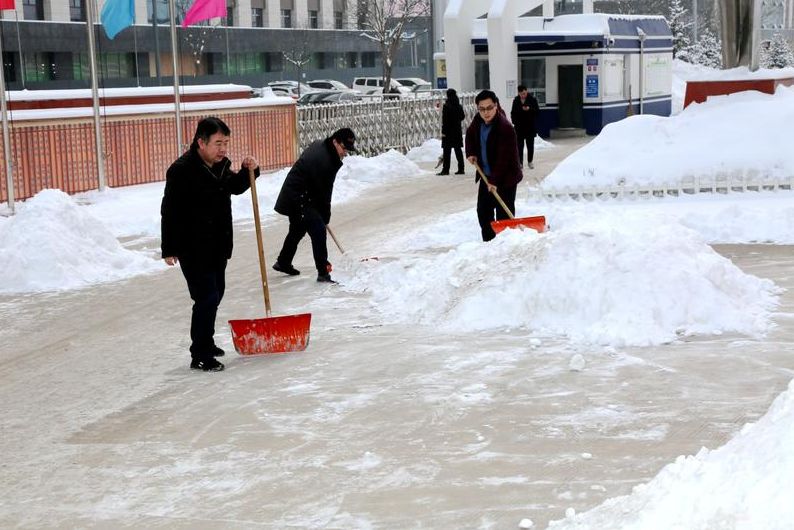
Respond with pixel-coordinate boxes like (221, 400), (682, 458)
(472, 13), (670, 41)
(6, 84), (253, 102)
(5, 96), (294, 122)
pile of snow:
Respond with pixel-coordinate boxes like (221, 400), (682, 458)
(406, 138), (442, 163)
(543, 86), (794, 190)
(672, 59), (794, 113)
(0, 189), (163, 294)
(342, 211), (779, 346)
(547, 378), (794, 530)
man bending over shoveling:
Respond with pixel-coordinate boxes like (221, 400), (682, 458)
(272, 128), (358, 284)
(161, 117), (260, 372)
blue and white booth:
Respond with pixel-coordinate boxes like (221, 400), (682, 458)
(442, 0), (673, 136)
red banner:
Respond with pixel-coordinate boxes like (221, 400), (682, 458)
(0, 0), (15, 10)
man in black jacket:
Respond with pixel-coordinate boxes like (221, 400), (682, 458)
(272, 128), (357, 283)
(510, 85), (540, 169)
(161, 117), (259, 372)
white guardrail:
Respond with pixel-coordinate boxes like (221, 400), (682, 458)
(528, 175), (794, 202)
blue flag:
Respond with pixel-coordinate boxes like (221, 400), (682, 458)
(100, 0), (135, 39)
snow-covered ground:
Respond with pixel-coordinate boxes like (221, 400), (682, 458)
(1, 61), (794, 529)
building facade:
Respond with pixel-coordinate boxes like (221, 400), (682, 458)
(0, 0), (432, 90)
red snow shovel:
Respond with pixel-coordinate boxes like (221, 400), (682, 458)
(228, 168), (311, 355)
(473, 162), (546, 235)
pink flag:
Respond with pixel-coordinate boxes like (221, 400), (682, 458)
(182, 0), (226, 27)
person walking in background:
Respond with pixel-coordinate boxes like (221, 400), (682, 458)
(272, 128), (357, 284)
(161, 117), (260, 372)
(465, 90), (523, 242)
(510, 85), (539, 169)
(438, 88), (466, 176)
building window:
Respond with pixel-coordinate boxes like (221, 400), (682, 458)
(3, 52), (17, 83)
(474, 58), (490, 90)
(149, 0), (168, 23)
(309, 9), (318, 28)
(226, 7), (234, 25)
(252, 8), (264, 27)
(361, 51), (377, 68)
(334, 10), (343, 29)
(23, 0), (44, 20)
(70, 0), (86, 22)
(281, 9), (292, 28)
(24, 52), (55, 81)
(346, 51), (358, 68)
(265, 52), (283, 72)
(519, 57), (546, 105)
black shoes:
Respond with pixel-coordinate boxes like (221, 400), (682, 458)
(273, 261), (300, 276)
(454, 170), (465, 174)
(437, 171), (449, 176)
(190, 358), (225, 372)
(317, 273), (337, 283)
(211, 345), (225, 357)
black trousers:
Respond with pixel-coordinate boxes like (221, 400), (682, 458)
(179, 257), (227, 360)
(441, 145), (464, 173)
(516, 132), (535, 166)
(277, 208), (328, 275)
(477, 179), (517, 242)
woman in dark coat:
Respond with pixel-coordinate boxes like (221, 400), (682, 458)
(439, 88), (466, 175)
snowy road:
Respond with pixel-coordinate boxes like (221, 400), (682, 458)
(1, 136), (793, 529)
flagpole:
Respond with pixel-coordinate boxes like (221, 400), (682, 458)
(0, 21), (15, 212)
(85, 0), (106, 191)
(14, 10), (24, 89)
(168, 0), (182, 154)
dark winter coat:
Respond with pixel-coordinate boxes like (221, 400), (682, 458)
(465, 108), (523, 188)
(274, 138), (343, 224)
(160, 147), (258, 264)
(510, 93), (539, 137)
(441, 100), (465, 148)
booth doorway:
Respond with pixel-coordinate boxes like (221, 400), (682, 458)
(557, 65), (583, 128)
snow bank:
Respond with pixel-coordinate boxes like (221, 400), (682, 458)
(407, 138), (442, 164)
(343, 211), (779, 346)
(0, 189), (164, 294)
(546, 378), (794, 530)
(543, 86), (794, 190)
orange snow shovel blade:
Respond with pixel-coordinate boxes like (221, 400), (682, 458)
(229, 313), (312, 355)
(228, 167), (311, 355)
(492, 215), (547, 234)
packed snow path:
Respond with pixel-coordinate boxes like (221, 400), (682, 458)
(1, 137), (793, 529)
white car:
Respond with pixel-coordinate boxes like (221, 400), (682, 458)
(352, 77), (410, 95)
(307, 79), (351, 91)
(396, 77), (429, 88)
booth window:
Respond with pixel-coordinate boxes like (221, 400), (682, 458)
(474, 58), (490, 90)
(519, 57), (546, 105)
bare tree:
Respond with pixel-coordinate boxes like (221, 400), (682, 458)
(281, 25), (314, 97)
(357, 0), (430, 93)
(175, 0), (221, 77)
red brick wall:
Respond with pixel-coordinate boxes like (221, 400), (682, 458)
(0, 104), (297, 203)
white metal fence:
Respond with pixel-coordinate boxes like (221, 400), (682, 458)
(297, 92), (478, 156)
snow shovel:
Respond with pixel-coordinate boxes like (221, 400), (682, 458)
(326, 225), (380, 262)
(228, 168), (311, 355)
(472, 162), (546, 235)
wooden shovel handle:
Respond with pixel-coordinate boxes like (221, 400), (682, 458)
(326, 224), (345, 254)
(248, 167), (272, 317)
(472, 161), (515, 220)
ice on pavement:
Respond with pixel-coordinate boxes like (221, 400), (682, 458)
(341, 210), (779, 346)
(546, 378), (794, 530)
(0, 189), (164, 294)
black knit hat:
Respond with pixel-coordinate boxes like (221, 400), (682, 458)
(331, 128), (358, 153)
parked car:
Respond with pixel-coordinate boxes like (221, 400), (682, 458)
(408, 83), (433, 96)
(352, 77), (409, 95)
(297, 90), (361, 105)
(268, 81), (314, 98)
(396, 77), (429, 88)
(307, 79), (351, 91)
